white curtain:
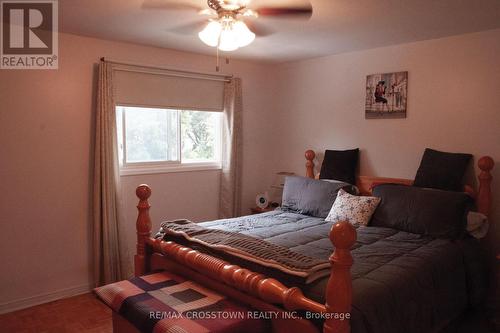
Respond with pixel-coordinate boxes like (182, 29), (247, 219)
(219, 78), (243, 218)
(92, 60), (129, 286)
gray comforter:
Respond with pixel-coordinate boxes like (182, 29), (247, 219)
(160, 209), (486, 333)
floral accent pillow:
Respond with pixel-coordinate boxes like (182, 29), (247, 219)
(325, 189), (381, 226)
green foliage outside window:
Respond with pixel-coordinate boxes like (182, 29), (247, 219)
(117, 106), (220, 165)
(181, 111), (217, 161)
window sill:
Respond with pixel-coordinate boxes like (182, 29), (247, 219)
(120, 163), (222, 176)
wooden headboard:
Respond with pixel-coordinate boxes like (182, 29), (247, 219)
(304, 149), (495, 217)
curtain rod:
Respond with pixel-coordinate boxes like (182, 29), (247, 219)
(101, 57), (233, 82)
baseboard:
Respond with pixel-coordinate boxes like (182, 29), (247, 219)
(0, 283), (92, 315)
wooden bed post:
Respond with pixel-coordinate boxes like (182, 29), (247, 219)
(305, 150), (316, 178)
(324, 221), (357, 333)
(135, 184), (152, 277)
(477, 156), (494, 217)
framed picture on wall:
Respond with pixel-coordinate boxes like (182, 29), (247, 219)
(365, 71), (408, 119)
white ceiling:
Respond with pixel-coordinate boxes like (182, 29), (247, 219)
(59, 0), (500, 63)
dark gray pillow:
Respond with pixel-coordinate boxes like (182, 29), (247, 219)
(413, 148), (472, 191)
(319, 149), (359, 185)
(371, 184), (471, 239)
(281, 176), (352, 218)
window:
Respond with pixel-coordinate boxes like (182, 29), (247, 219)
(116, 106), (222, 175)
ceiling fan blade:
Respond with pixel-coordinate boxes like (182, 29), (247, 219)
(167, 20), (208, 35)
(142, 0), (202, 11)
(255, 5), (313, 19)
(245, 20), (275, 37)
(198, 8), (218, 16)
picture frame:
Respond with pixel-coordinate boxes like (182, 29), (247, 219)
(365, 71), (408, 119)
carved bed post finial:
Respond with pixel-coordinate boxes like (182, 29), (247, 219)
(305, 150), (316, 178)
(477, 156), (494, 217)
(324, 221), (357, 333)
(135, 184), (152, 277)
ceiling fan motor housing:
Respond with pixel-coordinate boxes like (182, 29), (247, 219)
(209, 0), (247, 14)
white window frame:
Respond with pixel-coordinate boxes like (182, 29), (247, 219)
(117, 104), (223, 176)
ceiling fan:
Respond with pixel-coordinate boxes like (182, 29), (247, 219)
(143, 0), (313, 52)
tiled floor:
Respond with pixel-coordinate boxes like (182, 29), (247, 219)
(0, 293), (112, 333)
(0, 293), (497, 333)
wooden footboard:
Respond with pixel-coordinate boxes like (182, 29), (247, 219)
(134, 184), (356, 333)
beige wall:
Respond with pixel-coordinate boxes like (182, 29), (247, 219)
(272, 28), (500, 260)
(1, 28), (499, 313)
(0, 32), (277, 311)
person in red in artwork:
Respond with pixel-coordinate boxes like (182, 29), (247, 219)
(374, 80), (388, 104)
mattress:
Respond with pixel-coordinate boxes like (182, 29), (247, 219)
(159, 209), (487, 333)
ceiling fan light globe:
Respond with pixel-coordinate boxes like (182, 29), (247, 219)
(218, 27), (239, 51)
(233, 21), (255, 47)
(198, 21), (222, 47)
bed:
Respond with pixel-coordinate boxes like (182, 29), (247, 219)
(128, 150), (494, 333)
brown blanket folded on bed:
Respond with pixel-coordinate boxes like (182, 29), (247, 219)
(157, 219), (331, 284)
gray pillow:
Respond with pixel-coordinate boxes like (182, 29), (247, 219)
(371, 184), (471, 239)
(281, 176), (352, 218)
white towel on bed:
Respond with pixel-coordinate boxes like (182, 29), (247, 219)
(467, 211), (489, 239)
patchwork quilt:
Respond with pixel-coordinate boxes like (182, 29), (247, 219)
(94, 271), (267, 333)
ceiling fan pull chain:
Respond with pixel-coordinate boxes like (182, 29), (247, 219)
(216, 45), (220, 72)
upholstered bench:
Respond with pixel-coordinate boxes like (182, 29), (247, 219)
(95, 271), (269, 333)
